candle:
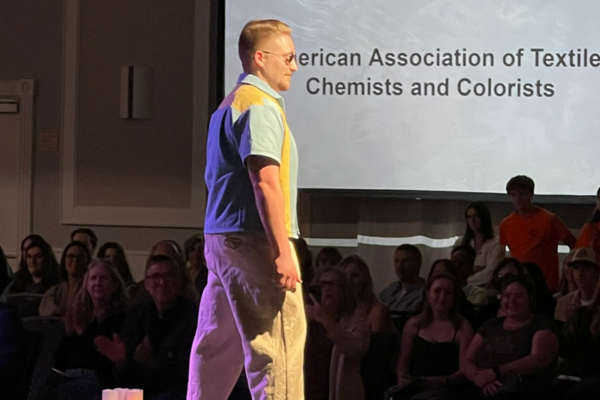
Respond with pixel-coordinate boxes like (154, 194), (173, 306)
(126, 389), (143, 400)
(114, 388), (128, 400)
(101, 389), (118, 400)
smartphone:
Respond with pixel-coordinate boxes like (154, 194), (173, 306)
(308, 284), (322, 303)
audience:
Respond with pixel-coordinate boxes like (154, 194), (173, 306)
(70, 228), (98, 258)
(97, 242), (135, 288)
(39, 241), (91, 317)
(31, 260), (128, 400)
(18, 234), (45, 270)
(183, 234), (208, 300)
(575, 186), (600, 262)
(556, 260), (600, 399)
(2, 178), (598, 399)
(555, 248), (599, 323)
(96, 255), (197, 400)
(379, 244), (426, 314)
(389, 273), (473, 400)
(1, 239), (59, 300)
(472, 258), (526, 330)
(499, 175), (576, 292)
(315, 247), (343, 270)
(305, 266), (370, 400)
(557, 249), (578, 298)
(340, 254), (395, 334)
(462, 275), (559, 400)
(460, 201), (504, 288)
(128, 239), (198, 307)
(451, 247), (488, 307)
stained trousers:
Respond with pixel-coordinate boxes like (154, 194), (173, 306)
(187, 233), (306, 400)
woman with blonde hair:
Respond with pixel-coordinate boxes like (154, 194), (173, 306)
(340, 254), (395, 334)
(33, 260), (128, 398)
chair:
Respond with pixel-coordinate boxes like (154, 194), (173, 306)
(15, 330), (45, 400)
(5, 293), (43, 317)
(21, 316), (65, 369)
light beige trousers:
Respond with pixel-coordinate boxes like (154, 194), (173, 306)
(187, 233), (306, 400)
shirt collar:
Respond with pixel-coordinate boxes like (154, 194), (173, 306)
(238, 73), (285, 110)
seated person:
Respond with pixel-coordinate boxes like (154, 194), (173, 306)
(183, 234), (208, 300)
(340, 254), (395, 334)
(388, 273), (473, 400)
(128, 240), (198, 307)
(556, 249), (578, 299)
(305, 267), (370, 400)
(462, 275), (558, 400)
(96, 255), (197, 400)
(555, 268), (600, 400)
(459, 201), (505, 289)
(0, 303), (24, 399)
(428, 259), (476, 325)
(314, 246), (343, 270)
(451, 246), (489, 307)
(1, 239), (59, 301)
(32, 260), (128, 399)
(379, 244), (426, 315)
(97, 242), (135, 288)
(70, 228), (97, 258)
(555, 248), (599, 323)
(39, 241), (91, 317)
(471, 258), (527, 331)
(499, 175), (576, 292)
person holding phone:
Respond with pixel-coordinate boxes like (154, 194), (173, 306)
(305, 267), (370, 400)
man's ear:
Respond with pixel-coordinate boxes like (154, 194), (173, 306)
(254, 51), (265, 68)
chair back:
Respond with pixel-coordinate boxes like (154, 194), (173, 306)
(5, 293), (43, 317)
(21, 316), (65, 369)
(360, 332), (399, 400)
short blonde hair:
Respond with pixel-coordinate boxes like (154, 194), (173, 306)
(239, 19), (292, 73)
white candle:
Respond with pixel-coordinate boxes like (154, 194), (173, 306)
(101, 389), (118, 400)
(114, 388), (128, 400)
(126, 389), (143, 400)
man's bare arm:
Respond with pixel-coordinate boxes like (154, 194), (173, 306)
(247, 155), (301, 291)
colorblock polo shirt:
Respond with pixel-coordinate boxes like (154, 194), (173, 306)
(204, 73), (299, 238)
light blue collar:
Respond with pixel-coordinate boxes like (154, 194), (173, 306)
(238, 73), (285, 109)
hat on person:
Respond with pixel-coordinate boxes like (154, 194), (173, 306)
(568, 247), (598, 269)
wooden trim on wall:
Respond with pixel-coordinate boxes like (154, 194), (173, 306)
(0, 79), (35, 257)
(60, 0), (207, 228)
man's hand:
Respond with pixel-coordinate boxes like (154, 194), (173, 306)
(273, 253), (301, 292)
(133, 336), (154, 364)
(95, 333), (127, 363)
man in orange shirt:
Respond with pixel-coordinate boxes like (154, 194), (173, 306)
(499, 175), (576, 292)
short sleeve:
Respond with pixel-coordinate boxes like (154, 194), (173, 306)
(477, 317), (501, 339)
(575, 223), (593, 248)
(552, 215), (574, 244)
(237, 102), (284, 165)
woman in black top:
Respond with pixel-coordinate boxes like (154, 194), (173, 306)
(54, 259), (127, 386)
(2, 239), (58, 298)
(462, 275), (558, 400)
(389, 273), (473, 399)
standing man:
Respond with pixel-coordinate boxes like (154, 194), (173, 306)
(499, 175), (576, 292)
(187, 20), (305, 400)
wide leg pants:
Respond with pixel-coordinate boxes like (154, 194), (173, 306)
(187, 233), (306, 400)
